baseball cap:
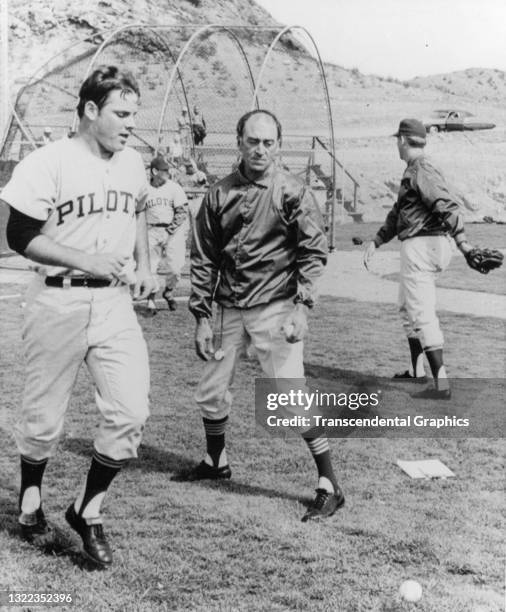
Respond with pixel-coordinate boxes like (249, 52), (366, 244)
(150, 155), (170, 171)
(393, 118), (426, 139)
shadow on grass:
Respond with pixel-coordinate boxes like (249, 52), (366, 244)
(172, 476), (312, 507)
(0, 490), (107, 572)
(61, 437), (308, 505)
(0, 493), (19, 534)
(305, 362), (403, 392)
(61, 436), (189, 475)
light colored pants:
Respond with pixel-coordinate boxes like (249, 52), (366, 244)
(196, 299), (305, 420)
(15, 276), (150, 461)
(148, 223), (188, 289)
(398, 235), (453, 350)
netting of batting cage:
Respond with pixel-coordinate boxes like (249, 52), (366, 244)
(1, 24), (353, 255)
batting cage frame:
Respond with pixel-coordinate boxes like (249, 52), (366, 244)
(1, 23), (362, 255)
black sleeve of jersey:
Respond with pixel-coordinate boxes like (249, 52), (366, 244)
(6, 206), (45, 255)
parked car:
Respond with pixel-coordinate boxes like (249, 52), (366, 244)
(423, 110), (496, 133)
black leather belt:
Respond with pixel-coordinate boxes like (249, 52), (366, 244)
(149, 223), (170, 227)
(45, 276), (111, 288)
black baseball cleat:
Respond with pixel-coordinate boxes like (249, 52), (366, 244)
(302, 487), (345, 523)
(162, 290), (177, 311)
(176, 460), (232, 482)
(19, 507), (53, 544)
(65, 504), (112, 567)
(393, 370), (428, 383)
(412, 387), (452, 400)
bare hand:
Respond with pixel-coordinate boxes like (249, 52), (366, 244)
(132, 269), (158, 300)
(82, 252), (129, 280)
(281, 305), (308, 344)
(363, 241), (377, 270)
(195, 318), (214, 360)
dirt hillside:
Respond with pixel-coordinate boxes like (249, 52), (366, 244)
(5, 0), (506, 221)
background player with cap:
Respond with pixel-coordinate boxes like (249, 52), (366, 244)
(145, 154), (189, 313)
(364, 118), (477, 399)
(187, 109), (344, 522)
(1, 65), (157, 566)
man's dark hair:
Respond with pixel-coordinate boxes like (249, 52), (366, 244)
(77, 65), (140, 118)
(236, 109), (282, 143)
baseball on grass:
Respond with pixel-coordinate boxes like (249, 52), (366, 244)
(214, 348), (225, 361)
(399, 580), (422, 602)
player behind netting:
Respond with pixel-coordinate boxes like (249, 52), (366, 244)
(145, 154), (189, 314)
(1, 65), (157, 567)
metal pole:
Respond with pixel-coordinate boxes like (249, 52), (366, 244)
(306, 136), (314, 185)
(341, 162), (345, 223)
(329, 159), (336, 250)
(0, 0), (9, 143)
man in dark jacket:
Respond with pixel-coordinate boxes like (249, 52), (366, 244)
(364, 118), (474, 400)
(186, 109), (344, 522)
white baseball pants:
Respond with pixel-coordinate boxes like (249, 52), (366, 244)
(15, 277), (150, 461)
(149, 222), (188, 289)
(195, 299), (305, 420)
(398, 235), (453, 350)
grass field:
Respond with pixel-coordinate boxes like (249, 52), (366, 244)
(0, 285), (504, 611)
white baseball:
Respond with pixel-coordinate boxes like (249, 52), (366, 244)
(399, 580), (422, 602)
(214, 348), (225, 361)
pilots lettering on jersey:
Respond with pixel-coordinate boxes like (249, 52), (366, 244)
(146, 195), (175, 209)
(56, 189), (136, 226)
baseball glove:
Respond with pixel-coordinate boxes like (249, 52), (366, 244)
(465, 247), (504, 274)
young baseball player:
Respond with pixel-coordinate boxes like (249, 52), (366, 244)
(187, 109), (344, 522)
(2, 65), (157, 566)
(363, 118), (475, 400)
(145, 155), (189, 314)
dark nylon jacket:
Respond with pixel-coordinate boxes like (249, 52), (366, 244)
(374, 156), (467, 247)
(189, 164), (328, 319)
